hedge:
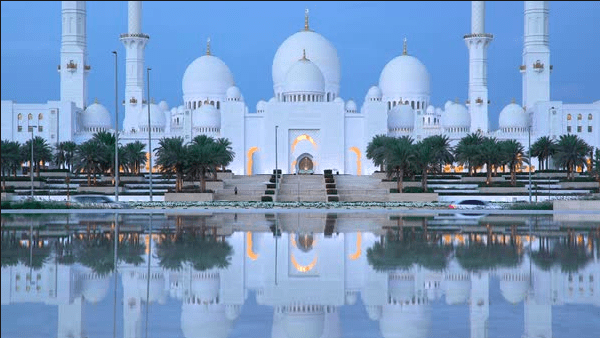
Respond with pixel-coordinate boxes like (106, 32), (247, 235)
(326, 184), (336, 189)
(326, 189), (338, 195)
(265, 190), (275, 195)
(261, 196), (273, 202)
(327, 196), (339, 202)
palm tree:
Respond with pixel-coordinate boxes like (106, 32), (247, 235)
(554, 134), (591, 180)
(427, 134), (454, 173)
(22, 136), (53, 178)
(91, 131), (116, 177)
(215, 137), (234, 175)
(187, 135), (220, 192)
(502, 139), (526, 186)
(478, 137), (501, 185)
(73, 139), (102, 186)
(62, 141), (77, 172)
(384, 136), (414, 192)
(1, 140), (22, 190)
(122, 141), (147, 174)
(455, 133), (484, 176)
(530, 136), (556, 171)
(591, 148), (600, 181)
(413, 135), (453, 191)
(367, 134), (394, 172)
(155, 137), (187, 192)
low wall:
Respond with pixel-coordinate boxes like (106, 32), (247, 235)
(164, 193), (214, 202)
(77, 186), (124, 193)
(183, 181), (224, 190)
(217, 172), (234, 180)
(388, 193), (438, 202)
(553, 200), (600, 222)
(4, 181), (44, 188)
(559, 181), (599, 189)
(479, 187), (528, 194)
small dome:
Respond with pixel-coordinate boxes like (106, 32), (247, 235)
(192, 103), (221, 130)
(366, 305), (382, 321)
(138, 103), (166, 129)
(225, 305), (241, 321)
(136, 271), (166, 304)
(159, 100), (169, 111)
(345, 100), (357, 112)
(273, 30), (340, 96)
(345, 291), (358, 305)
(256, 100), (267, 112)
(379, 55), (430, 99)
(181, 304), (232, 338)
(333, 96), (344, 103)
(389, 275), (415, 302)
(283, 56), (325, 94)
(500, 274), (529, 304)
(443, 278), (471, 305)
(82, 101), (112, 130)
(366, 86), (382, 101)
(284, 310), (325, 338)
(380, 304), (431, 338)
(226, 86), (242, 100)
(80, 272), (110, 304)
(441, 102), (470, 129)
(183, 55), (235, 99)
(426, 105), (435, 115)
(499, 103), (528, 130)
(388, 104), (415, 130)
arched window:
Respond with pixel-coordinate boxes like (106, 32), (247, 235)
(577, 114), (582, 120)
(193, 102), (196, 109)
(216, 101), (220, 109)
(28, 113), (33, 120)
(417, 102), (420, 109)
(38, 113), (43, 120)
(588, 114), (593, 120)
(567, 114), (572, 120)
(411, 101), (415, 109)
(18, 113), (22, 120)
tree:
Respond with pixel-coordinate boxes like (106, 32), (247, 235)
(554, 134), (591, 181)
(54, 141), (77, 171)
(384, 136), (414, 192)
(122, 141), (147, 175)
(455, 133), (484, 176)
(590, 148), (600, 181)
(186, 135), (235, 193)
(367, 134), (394, 172)
(155, 137), (187, 192)
(1, 140), (22, 190)
(91, 131), (117, 177)
(478, 137), (501, 185)
(427, 134), (454, 173)
(530, 136), (556, 171)
(502, 139), (526, 186)
(73, 139), (102, 186)
(22, 136), (53, 178)
(215, 137), (235, 175)
(413, 135), (453, 191)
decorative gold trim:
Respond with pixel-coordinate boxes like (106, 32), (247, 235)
(533, 61), (544, 69)
(403, 37), (408, 55)
(475, 97), (483, 104)
(206, 37), (211, 55)
(130, 97), (138, 104)
(304, 8), (310, 31)
(84, 65), (91, 70)
(519, 65), (526, 71)
(66, 61), (77, 69)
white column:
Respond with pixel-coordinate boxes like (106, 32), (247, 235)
(465, 1), (492, 134)
(60, 1), (88, 109)
(469, 272), (489, 338)
(522, 1), (550, 109)
(121, 1), (149, 132)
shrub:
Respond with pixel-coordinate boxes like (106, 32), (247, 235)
(325, 178), (334, 184)
(508, 201), (553, 210)
(324, 174), (333, 180)
(326, 189), (338, 195)
(261, 196), (273, 202)
(265, 190), (275, 195)
(402, 187), (434, 193)
(273, 169), (282, 174)
(269, 178), (276, 183)
(267, 184), (276, 189)
(390, 188), (399, 193)
(324, 169), (333, 175)
(326, 184), (336, 189)
(327, 196), (339, 202)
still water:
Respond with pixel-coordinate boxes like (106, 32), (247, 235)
(1, 211), (599, 338)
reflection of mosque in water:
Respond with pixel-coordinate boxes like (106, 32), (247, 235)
(1, 213), (599, 338)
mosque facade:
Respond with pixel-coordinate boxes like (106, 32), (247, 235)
(1, 1), (599, 175)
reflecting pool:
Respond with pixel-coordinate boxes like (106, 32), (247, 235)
(1, 211), (599, 338)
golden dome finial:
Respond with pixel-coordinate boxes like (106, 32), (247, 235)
(301, 49), (309, 61)
(403, 37), (408, 55)
(206, 37), (211, 56)
(304, 8), (310, 31)
(94, 97), (98, 104)
(455, 97), (459, 103)
(511, 97), (516, 104)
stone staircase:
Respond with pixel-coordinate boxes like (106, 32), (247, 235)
(213, 174), (270, 201)
(276, 174), (326, 202)
(335, 175), (389, 202)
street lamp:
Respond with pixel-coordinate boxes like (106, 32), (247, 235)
(275, 125), (278, 202)
(147, 67), (153, 202)
(112, 51), (119, 202)
(528, 125), (532, 203)
(29, 122), (37, 199)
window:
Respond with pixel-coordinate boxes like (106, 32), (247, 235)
(38, 113), (43, 120)
(28, 113), (33, 120)
(28, 126), (33, 132)
(589, 114), (593, 120)
(589, 126), (593, 132)
(18, 126), (23, 132)
(577, 126), (582, 133)
(567, 114), (572, 120)
(18, 113), (22, 120)
(577, 114), (582, 120)
(38, 126), (43, 132)
(567, 126), (571, 133)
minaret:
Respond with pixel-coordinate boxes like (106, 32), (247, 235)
(120, 1), (149, 132)
(60, 1), (88, 109)
(521, 1), (550, 110)
(464, 1), (493, 134)
(469, 272), (490, 338)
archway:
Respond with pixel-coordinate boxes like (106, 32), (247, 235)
(296, 153), (314, 174)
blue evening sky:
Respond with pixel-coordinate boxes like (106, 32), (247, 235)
(1, 1), (599, 130)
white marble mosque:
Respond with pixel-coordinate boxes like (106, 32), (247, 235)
(1, 1), (598, 175)
(2, 225), (598, 338)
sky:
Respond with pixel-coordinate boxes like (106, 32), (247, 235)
(1, 1), (599, 131)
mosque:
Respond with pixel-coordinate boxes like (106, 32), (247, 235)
(1, 1), (598, 175)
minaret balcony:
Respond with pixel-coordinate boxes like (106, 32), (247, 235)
(463, 33), (493, 39)
(129, 97), (138, 104)
(119, 33), (149, 39)
(475, 98), (483, 104)
(84, 65), (91, 71)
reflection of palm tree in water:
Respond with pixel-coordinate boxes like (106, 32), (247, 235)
(1, 227), (50, 269)
(531, 235), (593, 273)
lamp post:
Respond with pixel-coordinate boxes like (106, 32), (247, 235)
(147, 67), (153, 202)
(29, 123), (37, 199)
(112, 51), (119, 202)
(275, 125), (278, 202)
(528, 125), (532, 203)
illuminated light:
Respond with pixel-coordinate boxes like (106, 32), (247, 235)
(291, 160), (297, 174)
(145, 234), (150, 254)
(443, 234), (452, 243)
(349, 232), (362, 260)
(349, 147), (362, 176)
(291, 134), (317, 153)
(246, 232), (259, 260)
(291, 233), (297, 248)
(291, 254), (318, 273)
(246, 147), (259, 175)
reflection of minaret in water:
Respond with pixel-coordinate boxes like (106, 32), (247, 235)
(470, 272), (489, 338)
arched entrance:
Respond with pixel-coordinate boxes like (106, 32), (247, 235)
(296, 153), (314, 174)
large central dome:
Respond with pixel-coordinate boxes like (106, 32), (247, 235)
(272, 16), (340, 99)
(182, 54), (234, 99)
(379, 54), (430, 99)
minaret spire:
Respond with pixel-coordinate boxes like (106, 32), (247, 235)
(206, 37), (211, 55)
(403, 37), (408, 55)
(304, 8), (310, 31)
